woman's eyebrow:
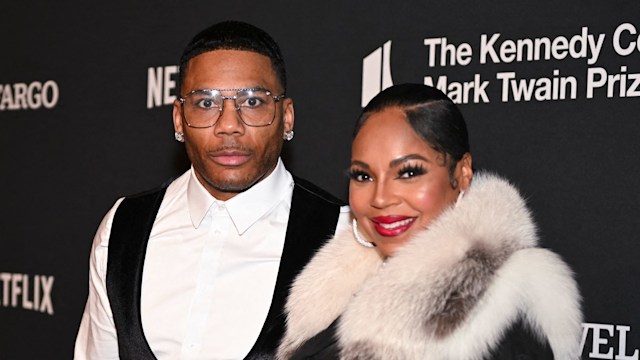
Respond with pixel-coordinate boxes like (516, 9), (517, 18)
(389, 154), (429, 168)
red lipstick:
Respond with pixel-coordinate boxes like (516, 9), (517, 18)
(370, 216), (416, 237)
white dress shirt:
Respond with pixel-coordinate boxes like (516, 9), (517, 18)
(74, 159), (350, 359)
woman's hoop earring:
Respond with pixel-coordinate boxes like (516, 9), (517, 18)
(352, 219), (375, 248)
(455, 190), (465, 207)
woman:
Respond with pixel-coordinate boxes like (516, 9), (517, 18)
(277, 84), (582, 359)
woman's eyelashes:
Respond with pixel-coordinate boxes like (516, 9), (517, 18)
(397, 164), (426, 179)
(348, 168), (372, 182)
(349, 163), (426, 182)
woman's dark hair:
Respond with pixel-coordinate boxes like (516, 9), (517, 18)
(178, 20), (287, 94)
(355, 83), (470, 178)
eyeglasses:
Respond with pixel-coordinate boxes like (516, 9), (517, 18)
(178, 88), (285, 128)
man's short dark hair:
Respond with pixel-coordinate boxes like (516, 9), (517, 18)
(178, 20), (287, 95)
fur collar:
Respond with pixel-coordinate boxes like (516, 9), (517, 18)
(278, 173), (582, 359)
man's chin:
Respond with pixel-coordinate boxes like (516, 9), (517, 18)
(214, 182), (251, 193)
(196, 164), (276, 199)
(209, 177), (260, 194)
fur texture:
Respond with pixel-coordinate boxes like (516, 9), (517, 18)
(277, 173), (582, 360)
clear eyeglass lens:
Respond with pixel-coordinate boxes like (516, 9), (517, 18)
(183, 89), (276, 127)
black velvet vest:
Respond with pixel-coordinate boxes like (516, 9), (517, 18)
(106, 177), (344, 359)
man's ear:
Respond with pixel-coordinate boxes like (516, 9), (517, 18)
(173, 99), (184, 134)
(282, 97), (294, 133)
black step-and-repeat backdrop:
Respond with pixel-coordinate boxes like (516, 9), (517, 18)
(2, 1), (639, 358)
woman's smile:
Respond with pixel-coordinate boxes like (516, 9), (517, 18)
(371, 216), (416, 236)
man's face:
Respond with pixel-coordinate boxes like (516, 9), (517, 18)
(173, 50), (294, 200)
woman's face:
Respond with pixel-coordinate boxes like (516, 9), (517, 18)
(349, 107), (472, 258)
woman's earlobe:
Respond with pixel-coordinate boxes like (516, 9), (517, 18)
(460, 153), (473, 190)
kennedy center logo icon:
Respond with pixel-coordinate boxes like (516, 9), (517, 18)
(361, 41), (394, 107)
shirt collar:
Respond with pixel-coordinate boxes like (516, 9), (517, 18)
(187, 159), (294, 233)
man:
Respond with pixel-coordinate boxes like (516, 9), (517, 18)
(74, 21), (348, 359)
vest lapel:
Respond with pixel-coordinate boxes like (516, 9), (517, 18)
(246, 177), (343, 358)
(107, 186), (167, 359)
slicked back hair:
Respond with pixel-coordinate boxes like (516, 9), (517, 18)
(355, 84), (470, 177)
